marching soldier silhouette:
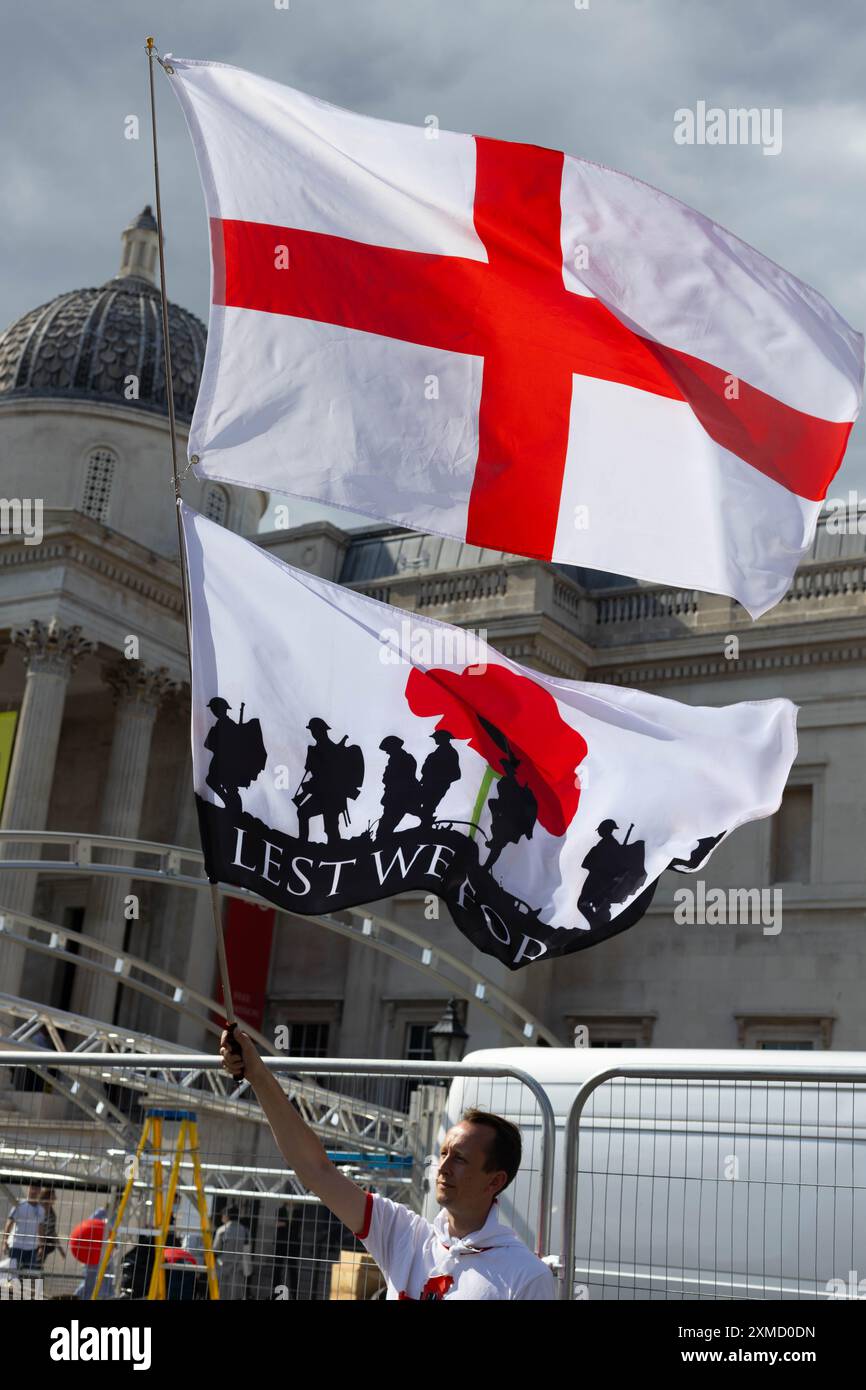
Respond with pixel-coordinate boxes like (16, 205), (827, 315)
(483, 755), (538, 871)
(418, 730), (461, 826)
(293, 718), (365, 846)
(578, 819), (647, 926)
(204, 697), (267, 820)
(378, 736), (422, 839)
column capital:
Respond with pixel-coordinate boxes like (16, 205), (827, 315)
(11, 618), (96, 676)
(102, 658), (181, 714)
(161, 680), (192, 724)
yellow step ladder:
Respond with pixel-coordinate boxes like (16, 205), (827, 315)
(92, 1107), (220, 1300)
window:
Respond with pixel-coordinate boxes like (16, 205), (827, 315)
(269, 1001), (341, 1058)
(736, 1015), (833, 1050)
(81, 447), (116, 521)
(404, 1022), (435, 1061)
(203, 485), (229, 526)
(771, 785), (813, 883)
(565, 1014), (655, 1048)
(281, 1021), (330, 1057)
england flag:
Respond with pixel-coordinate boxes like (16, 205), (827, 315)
(169, 57), (863, 618)
(182, 504), (797, 970)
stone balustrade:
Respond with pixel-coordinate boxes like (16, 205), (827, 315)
(347, 551), (866, 657)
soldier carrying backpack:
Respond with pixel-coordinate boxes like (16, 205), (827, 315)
(293, 718), (365, 845)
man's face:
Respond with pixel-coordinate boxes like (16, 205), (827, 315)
(434, 1121), (505, 1210)
(27, 1185), (41, 1202)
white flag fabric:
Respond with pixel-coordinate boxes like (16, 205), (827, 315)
(169, 56), (863, 619)
(182, 504), (797, 970)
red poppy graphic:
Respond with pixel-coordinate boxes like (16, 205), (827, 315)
(405, 663), (587, 836)
(398, 1274), (455, 1300)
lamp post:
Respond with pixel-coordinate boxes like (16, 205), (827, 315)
(430, 999), (469, 1063)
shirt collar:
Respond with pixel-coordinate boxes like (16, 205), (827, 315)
(434, 1197), (501, 1247)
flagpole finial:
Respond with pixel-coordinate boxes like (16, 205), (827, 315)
(145, 36), (174, 72)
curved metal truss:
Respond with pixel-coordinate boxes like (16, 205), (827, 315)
(0, 995), (413, 1162)
(0, 829), (560, 1047)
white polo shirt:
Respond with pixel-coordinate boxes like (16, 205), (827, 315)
(8, 1201), (45, 1251)
(354, 1193), (555, 1301)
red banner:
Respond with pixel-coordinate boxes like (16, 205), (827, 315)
(213, 898), (275, 1034)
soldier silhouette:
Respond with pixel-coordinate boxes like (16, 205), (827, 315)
(293, 718), (364, 845)
(204, 697), (267, 820)
(578, 819), (647, 926)
(483, 755), (538, 871)
(418, 730), (461, 826)
(377, 736), (422, 839)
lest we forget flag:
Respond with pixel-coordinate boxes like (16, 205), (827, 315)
(168, 57), (863, 619)
(181, 505), (797, 970)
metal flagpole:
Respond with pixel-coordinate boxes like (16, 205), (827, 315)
(144, 38), (241, 1063)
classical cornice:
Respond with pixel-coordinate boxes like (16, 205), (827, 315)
(593, 640), (866, 686)
(493, 634), (587, 679)
(0, 394), (190, 436)
(0, 518), (183, 619)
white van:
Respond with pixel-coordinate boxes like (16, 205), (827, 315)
(424, 1047), (866, 1300)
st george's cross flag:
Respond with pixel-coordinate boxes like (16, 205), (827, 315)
(168, 58), (863, 619)
(181, 504), (797, 970)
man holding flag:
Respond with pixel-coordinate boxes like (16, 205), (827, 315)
(219, 1027), (555, 1301)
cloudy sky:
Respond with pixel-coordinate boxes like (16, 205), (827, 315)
(3, 0), (864, 519)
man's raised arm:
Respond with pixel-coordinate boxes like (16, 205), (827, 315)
(219, 1028), (368, 1235)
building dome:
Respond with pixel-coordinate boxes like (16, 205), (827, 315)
(0, 208), (206, 422)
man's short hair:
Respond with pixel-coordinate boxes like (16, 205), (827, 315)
(461, 1109), (522, 1193)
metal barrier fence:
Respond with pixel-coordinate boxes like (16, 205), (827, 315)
(561, 1065), (866, 1301)
(0, 1054), (554, 1301)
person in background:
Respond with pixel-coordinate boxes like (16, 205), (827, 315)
(212, 1206), (251, 1300)
(2, 1183), (45, 1273)
(37, 1186), (64, 1271)
(73, 1205), (110, 1300)
(119, 1235), (157, 1300)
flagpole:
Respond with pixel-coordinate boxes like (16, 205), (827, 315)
(145, 37), (240, 1052)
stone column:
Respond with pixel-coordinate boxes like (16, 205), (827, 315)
(0, 619), (95, 996)
(70, 660), (177, 1024)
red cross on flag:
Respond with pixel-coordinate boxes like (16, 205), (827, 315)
(169, 58), (863, 618)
